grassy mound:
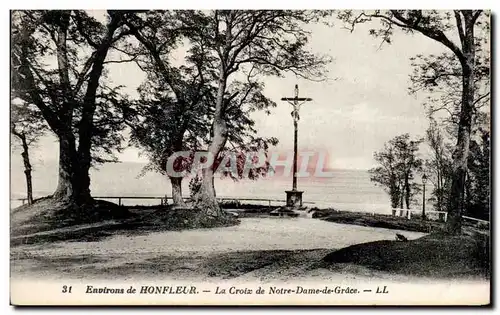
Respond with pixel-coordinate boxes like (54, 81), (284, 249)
(125, 207), (240, 232)
(322, 232), (490, 279)
(11, 201), (240, 245)
(11, 196), (130, 237)
(313, 209), (444, 233)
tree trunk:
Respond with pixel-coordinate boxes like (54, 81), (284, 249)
(436, 168), (442, 212)
(389, 179), (399, 208)
(170, 176), (187, 207)
(52, 133), (92, 204)
(404, 175), (411, 209)
(194, 66), (228, 218)
(446, 81), (473, 233)
(75, 17), (120, 206)
(50, 12), (88, 204)
(390, 193), (398, 209)
(195, 116), (227, 217)
(18, 133), (33, 205)
(53, 134), (74, 201)
(446, 18), (476, 234)
(212, 175), (216, 197)
(399, 183), (404, 208)
(51, 11), (119, 206)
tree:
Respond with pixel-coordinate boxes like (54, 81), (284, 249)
(370, 134), (423, 209)
(11, 102), (48, 205)
(423, 112), (490, 220)
(175, 10), (330, 221)
(339, 10), (490, 234)
(123, 11), (279, 207)
(11, 10), (132, 208)
(128, 76), (212, 206)
(394, 134), (424, 209)
(423, 118), (453, 212)
(464, 113), (490, 220)
(121, 11), (212, 207)
(369, 143), (401, 209)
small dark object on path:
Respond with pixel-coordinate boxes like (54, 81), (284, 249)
(395, 233), (408, 242)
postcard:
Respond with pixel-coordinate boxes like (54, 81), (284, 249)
(10, 9), (491, 306)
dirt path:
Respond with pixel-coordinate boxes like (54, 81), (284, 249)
(11, 218), (426, 282)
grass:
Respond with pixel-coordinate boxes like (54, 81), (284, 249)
(11, 202), (490, 281)
(219, 200), (276, 209)
(11, 198), (239, 245)
(322, 231), (490, 279)
(313, 208), (490, 279)
(11, 197), (130, 237)
(313, 208), (445, 233)
(11, 248), (330, 281)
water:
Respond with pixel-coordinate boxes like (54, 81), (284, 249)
(10, 159), (396, 213)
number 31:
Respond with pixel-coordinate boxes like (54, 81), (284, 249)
(62, 285), (72, 293)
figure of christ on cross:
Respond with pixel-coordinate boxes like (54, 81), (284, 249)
(281, 84), (313, 208)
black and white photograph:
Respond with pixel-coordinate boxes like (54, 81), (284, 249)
(9, 8), (491, 306)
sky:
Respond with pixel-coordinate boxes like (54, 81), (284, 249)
(13, 13), (452, 170)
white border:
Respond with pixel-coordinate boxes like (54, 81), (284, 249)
(2, 1), (498, 314)
(3, 0), (499, 9)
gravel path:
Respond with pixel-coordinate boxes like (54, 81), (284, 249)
(12, 218), (425, 257)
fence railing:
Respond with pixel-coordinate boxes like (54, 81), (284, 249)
(390, 209), (490, 226)
(462, 215), (490, 228)
(13, 196), (315, 207)
(11, 197), (488, 226)
(217, 197), (315, 207)
(391, 208), (448, 222)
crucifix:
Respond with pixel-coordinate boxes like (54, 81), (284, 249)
(281, 84), (313, 208)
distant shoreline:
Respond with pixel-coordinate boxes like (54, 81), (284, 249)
(9, 193), (426, 218)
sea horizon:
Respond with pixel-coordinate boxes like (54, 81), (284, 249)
(10, 158), (421, 214)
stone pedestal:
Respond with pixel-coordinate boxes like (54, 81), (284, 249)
(285, 190), (303, 208)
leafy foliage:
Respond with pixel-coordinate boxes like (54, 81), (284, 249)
(11, 101), (48, 147)
(11, 10), (132, 166)
(423, 118), (453, 212)
(11, 10), (136, 203)
(338, 9), (490, 233)
(179, 10), (331, 213)
(369, 134), (423, 209)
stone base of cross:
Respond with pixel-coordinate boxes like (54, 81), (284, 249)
(285, 190), (303, 208)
